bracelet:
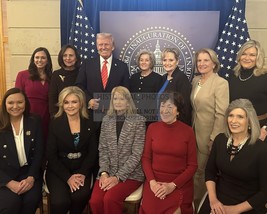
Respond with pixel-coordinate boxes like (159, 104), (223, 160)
(100, 171), (109, 176)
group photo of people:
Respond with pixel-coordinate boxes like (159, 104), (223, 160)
(0, 28), (267, 214)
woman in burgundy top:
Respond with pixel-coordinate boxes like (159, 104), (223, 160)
(140, 92), (197, 214)
(15, 47), (52, 140)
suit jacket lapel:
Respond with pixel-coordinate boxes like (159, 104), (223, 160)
(94, 57), (104, 91)
(23, 116), (32, 157)
(106, 59), (118, 90)
(117, 116), (131, 153)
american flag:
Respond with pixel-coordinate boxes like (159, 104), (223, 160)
(215, 0), (250, 78)
(68, 0), (97, 59)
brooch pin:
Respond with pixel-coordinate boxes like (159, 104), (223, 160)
(59, 75), (65, 82)
(26, 131), (31, 136)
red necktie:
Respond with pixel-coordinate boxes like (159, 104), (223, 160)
(101, 60), (108, 89)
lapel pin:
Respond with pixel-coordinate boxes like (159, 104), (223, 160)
(26, 131), (31, 136)
(59, 75), (65, 82)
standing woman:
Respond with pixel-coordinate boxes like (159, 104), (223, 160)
(140, 92), (197, 214)
(90, 86), (146, 214)
(49, 44), (81, 117)
(198, 99), (267, 214)
(46, 86), (97, 214)
(158, 48), (192, 125)
(0, 88), (44, 214)
(15, 47), (53, 140)
(190, 48), (229, 210)
(130, 50), (163, 124)
(229, 40), (267, 141)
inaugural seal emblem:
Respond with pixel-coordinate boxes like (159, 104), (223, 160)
(119, 26), (195, 81)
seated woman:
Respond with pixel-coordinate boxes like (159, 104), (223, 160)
(140, 92), (197, 214)
(46, 86), (97, 214)
(0, 88), (44, 214)
(198, 99), (267, 214)
(89, 86), (146, 214)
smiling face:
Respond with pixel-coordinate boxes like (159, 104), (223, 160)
(63, 94), (81, 117)
(160, 99), (178, 124)
(197, 52), (215, 75)
(63, 48), (77, 70)
(227, 108), (249, 137)
(34, 51), (48, 70)
(6, 93), (25, 120)
(139, 54), (152, 72)
(240, 47), (257, 70)
(162, 52), (178, 74)
(113, 92), (128, 115)
(97, 37), (114, 59)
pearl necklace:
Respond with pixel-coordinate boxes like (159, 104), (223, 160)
(238, 72), (254, 81)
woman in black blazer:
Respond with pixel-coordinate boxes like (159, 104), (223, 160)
(46, 86), (97, 214)
(0, 88), (44, 214)
(158, 48), (192, 125)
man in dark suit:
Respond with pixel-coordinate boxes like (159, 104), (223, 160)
(76, 32), (130, 115)
(76, 33), (130, 180)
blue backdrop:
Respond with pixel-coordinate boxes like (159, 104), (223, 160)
(60, 0), (237, 46)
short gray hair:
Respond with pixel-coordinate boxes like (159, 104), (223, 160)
(136, 50), (155, 70)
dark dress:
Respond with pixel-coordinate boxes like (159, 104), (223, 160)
(130, 71), (163, 123)
(48, 68), (79, 116)
(140, 121), (197, 214)
(162, 67), (192, 126)
(229, 68), (267, 126)
(199, 133), (267, 214)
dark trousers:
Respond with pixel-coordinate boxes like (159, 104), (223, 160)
(0, 178), (42, 214)
(46, 170), (92, 214)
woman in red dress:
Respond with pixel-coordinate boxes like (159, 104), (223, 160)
(140, 92), (197, 214)
(15, 47), (52, 140)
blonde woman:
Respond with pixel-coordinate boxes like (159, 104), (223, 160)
(46, 86), (97, 214)
(229, 40), (267, 141)
(90, 86), (146, 214)
(190, 48), (229, 210)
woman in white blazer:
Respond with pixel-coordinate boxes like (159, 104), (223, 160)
(190, 48), (229, 210)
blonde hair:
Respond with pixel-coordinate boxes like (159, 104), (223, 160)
(194, 48), (221, 73)
(233, 40), (267, 76)
(97, 32), (114, 46)
(55, 86), (88, 119)
(161, 48), (180, 61)
(107, 86), (137, 116)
